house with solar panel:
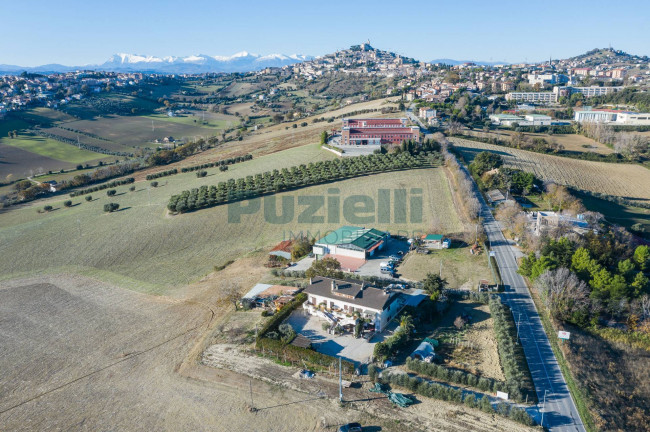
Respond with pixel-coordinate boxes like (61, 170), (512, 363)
(312, 226), (389, 271)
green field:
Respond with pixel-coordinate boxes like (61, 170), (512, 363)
(142, 111), (238, 130)
(574, 191), (650, 237)
(1, 133), (106, 164)
(0, 144), (462, 295)
(399, 247), (491, 288)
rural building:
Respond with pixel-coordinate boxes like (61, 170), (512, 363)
(418, 107), (437, 119)
(340, 118), (419, 146)
(421, 234), (450, 250)
(268, 239), (294, 260)
(523, 114), (552, 125)
(313, 226), (389, 269)
(241, 283), (299, 307)
(303, 276), (405, 332)
(534, 211), (589, 236)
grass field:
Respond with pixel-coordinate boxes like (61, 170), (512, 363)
(0, 142), (461, 295)
(398, 247), (491, 289)
(574, 190), (650, 235)
(142, 110), (238, 130)
(451, 137), (650, 205)
(63, 115), (223, 147)
(1, 133), (106, 163)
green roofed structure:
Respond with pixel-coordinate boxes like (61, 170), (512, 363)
(313, 226), (389, 260)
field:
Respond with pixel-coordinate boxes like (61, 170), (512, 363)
(0, 142), (462, 295)
(450, 137), (650, 205)
(62, 114), (228, 148)
(463, 130), (614, 155)
(426, 300), (505, 382)
(142, 110), (239, 130)
(398, 247), (491, 289)
(0, 274), (533, 432)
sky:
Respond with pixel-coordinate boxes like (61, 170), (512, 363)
(2, 0), (649, 66)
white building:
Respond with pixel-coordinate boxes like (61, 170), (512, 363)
(573, 108), (650, 125)
(418, 107), (437, 119)
(524, 114), (552, 125)
(506, 91), (557, 104)
(528, 73), (567, 86)
(303, 277), (405, 332)
(615, 112), (650, 126)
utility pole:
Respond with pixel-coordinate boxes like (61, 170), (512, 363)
(541, 389), (549, 428)
(439, 260), (442, 277)
(516, 312), (522, 342)
(339, 356), (343, 403)
(249, 379), (255, 411)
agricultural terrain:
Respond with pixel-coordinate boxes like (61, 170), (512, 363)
(450, 137), (650, 205)
(461, 129), (614, 155)
(0, 142), (462, 295)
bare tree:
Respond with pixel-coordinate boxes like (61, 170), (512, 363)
(220, 279), (243, 310)
(535, 268), (591, 324)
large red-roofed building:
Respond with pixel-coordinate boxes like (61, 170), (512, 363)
(340, 118), (419, 146)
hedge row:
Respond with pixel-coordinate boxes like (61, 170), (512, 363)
(146, 168), (178, 180)
(180, 154), (252, 173)
(373, 325), (410, 362)
(168, 152), (436, 213)
(381, 371), (534, 426)
(407, 358), (516, 401)
(256, 337), (355, 374)
(489, 296), (537, 403)
(69, 177), (135, 197)
(257, 293), (307, 339)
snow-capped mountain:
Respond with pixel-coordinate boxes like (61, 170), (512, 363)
(0, 52), (313, 74)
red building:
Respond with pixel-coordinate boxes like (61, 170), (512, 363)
(340, 118), (420, 146)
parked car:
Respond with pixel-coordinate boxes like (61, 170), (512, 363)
(338, 422), (362, 432)
(388, 255), (402, 262)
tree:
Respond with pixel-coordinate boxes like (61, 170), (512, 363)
(422, 273), (447, 301)
(85, 195), (92, 201)
(631, 272), (650, 297)
(633, 245), (649, 271)
(220, 280), (242, 310)
(106, 189), (116, 196)
(469, 151), (503, 176)
(43, 205), (53, 212)
(319, 130), (329, 145)
(535, 268), (591, 325)
(103, 203), (119, 212)
(63, 200), (72, 207)
(150, 181), (159, 188)
(305, 257), (342, 279)
(399, 314), (414, 336)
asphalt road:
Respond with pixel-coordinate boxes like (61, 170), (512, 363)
(478, 196), (586, 431)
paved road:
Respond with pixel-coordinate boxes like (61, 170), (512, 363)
(478, 195), (585, 431)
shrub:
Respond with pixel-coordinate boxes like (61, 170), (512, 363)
(219, 165), (228, 172)
(43, 205), (53, 212)
(85, 195), (92, 201)
(103, 202), (119, 212)
(150, 181), (159, 188)
(129, 185), (136, 192)
(196, 170), (207, 178)
(368, 364), (379, 382)
(63, 200), (72, 207)
(106, 189), (116, 196)
(257, 337), (355, 373)
(257, 293), (307, 339)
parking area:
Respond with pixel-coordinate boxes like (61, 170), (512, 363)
(286, 309), (385, 364)
(355, 238), (410, 278)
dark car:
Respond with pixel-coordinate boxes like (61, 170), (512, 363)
(338, 423), (362, 432)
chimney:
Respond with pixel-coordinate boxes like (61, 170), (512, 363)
(309, 277), (312, 285)
(331, 280), (336, 291)
(361, 282), (365, 290)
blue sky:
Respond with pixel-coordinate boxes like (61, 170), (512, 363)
(2, 0), (649, 66)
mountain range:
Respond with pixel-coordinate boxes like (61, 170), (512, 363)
(0, 52), (313, 74)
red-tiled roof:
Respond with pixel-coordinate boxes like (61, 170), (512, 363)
(270, 240), (293, 253)
(348, 127), (417, 134)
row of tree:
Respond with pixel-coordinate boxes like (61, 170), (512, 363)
(167, 152), (436, 213)
(69, 177), (135, 197)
